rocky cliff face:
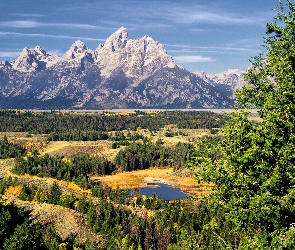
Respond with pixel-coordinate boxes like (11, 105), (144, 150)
(11, 46), (59, 72)
(0, 27), (241, 109)
(95, 27), (176, 81)
(194, 69), (245, 90)
(194, 69), (246, 99)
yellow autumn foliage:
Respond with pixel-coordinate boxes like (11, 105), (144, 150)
(25, 141), (44, 152)
(4, 185), (22, 198)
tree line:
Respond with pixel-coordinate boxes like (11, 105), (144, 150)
(114, 139), (198, 172)
(12, 138), (205, 185)
(0, 110), (227, 136)
(0, 135), (26, 159)
(13, 153), (115, 190)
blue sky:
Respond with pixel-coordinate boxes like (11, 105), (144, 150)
(0, 0), (279, 73)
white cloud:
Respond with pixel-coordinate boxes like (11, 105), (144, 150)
(0, 31), (105, 42)
(167, 2), (273, 27)
(113, 2), (270, 27)
(174, 11), (265, 26)
(225, 38), (263, 49)
(13, 14), (45, 18)
(174, 55), (214, 63)
(0, 51), (20, 58)
(166, 44), (261, 54)
(52, 23), (107, 30)
(0, 20), (112, 30)
(63, 1), (262, 32)
(0, 20), (39, 28)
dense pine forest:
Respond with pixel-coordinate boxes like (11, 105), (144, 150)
(0, 135), (26, 159)
(0, 110), (227, 134)
(0, 109), (223, 249)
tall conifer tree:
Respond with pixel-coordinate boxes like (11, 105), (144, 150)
(194, 1), (295, 248)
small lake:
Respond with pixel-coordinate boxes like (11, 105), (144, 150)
(139, 182), (188, 200)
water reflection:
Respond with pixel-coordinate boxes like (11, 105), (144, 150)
(139, 182), (187, 200)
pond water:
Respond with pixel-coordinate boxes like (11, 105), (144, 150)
(139, 182), (188, 200)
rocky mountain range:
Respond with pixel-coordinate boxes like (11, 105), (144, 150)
(0, 27), (245, 109)
(194, 69), (245, 99)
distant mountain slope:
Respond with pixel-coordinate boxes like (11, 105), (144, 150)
(0, 27), (242, 109)
(194, 69), (246, 97)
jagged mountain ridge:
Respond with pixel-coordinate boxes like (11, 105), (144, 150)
(194, 69), (245, 90)
(11, 46), (59, 72)
(194, 69), (245, 99)
(0, 27), (241, 109)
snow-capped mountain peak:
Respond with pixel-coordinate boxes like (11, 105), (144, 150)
(11, 46), (59, 72)
(34, 45), (45, 55)
(143, 35), (155, 43)
(116, 26), (127, 33)
(0, 60), (11, 67)
(94, 27), (175, 79)
(101, 26), (129, 52)
(62, 40), (91, 60)
(0, 27), (241, 109)
(194, 68), (245, 90)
